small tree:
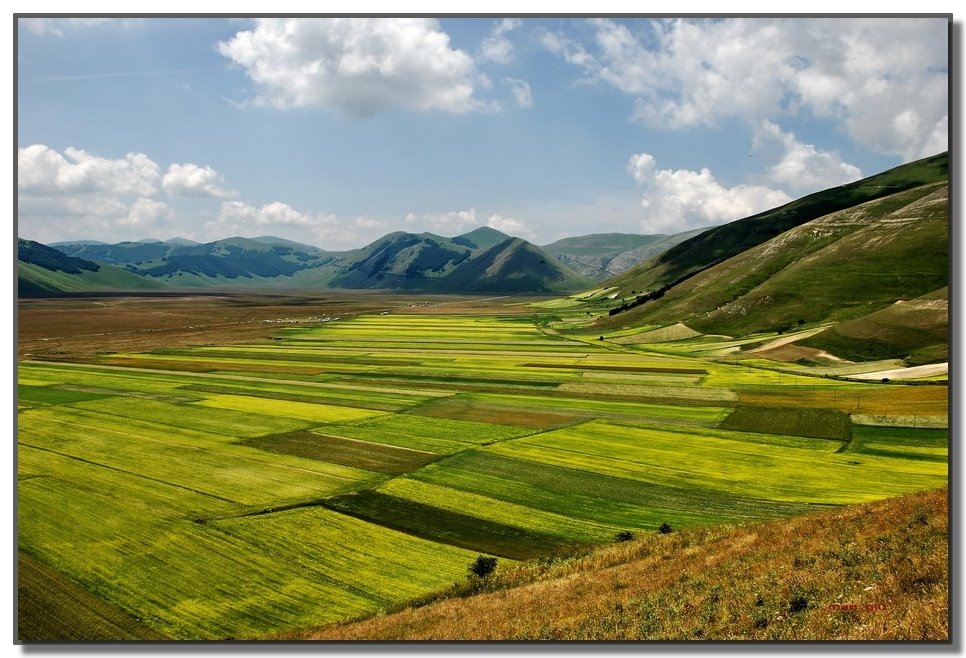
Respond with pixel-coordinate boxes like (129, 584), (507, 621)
(469, 555), (498, 578)
(658, 522), (673, 534)
(614, 530), (635, 542)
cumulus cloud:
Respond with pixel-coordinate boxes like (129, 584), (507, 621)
(505, 78), (533, 109)
(203, 202), (393, 249)
(405, 209), (480, 235)
(120, 198), (174, 227)
(17, 144), (244, 242)
(18, 144), (161, 197)
(754, 121), (863, 194)
(627, 152), (791, 233)
(544, 18), (948, 161)
(218, 18), (487, 118)
(479, 18), (521, 64)
(163, 163), (235, 198)
(215, 200), (331, 229)
(486, 214), (535, 240)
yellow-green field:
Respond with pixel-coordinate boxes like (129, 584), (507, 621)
(17, 309), (947, 640)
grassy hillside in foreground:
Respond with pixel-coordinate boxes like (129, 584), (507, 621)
(304, 487), (947, 641)
(604, 152), (948, 296)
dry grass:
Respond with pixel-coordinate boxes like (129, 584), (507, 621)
(303, 488), (948, 641)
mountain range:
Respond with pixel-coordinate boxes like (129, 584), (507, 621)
(21, 227), (597, 295)
(22, 224), (705, 296)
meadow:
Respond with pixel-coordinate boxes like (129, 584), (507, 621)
(16, 296), (948, 640)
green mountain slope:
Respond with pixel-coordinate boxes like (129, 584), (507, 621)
(606, 152), (948, 295)
(18, 238), (165, 296)
(327, 232), (473, 289)
(441, 237), (592, 293)
(594, 174), (948, 363)
(54, 236), (336, 286)
(799, 287), (948, 365)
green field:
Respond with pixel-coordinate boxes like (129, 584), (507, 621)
(17, 309), (948, 640)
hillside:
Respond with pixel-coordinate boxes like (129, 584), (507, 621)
(53, 236), (336, 286)
(589, 156), (948, 364)
(605, 152), (948, 296)
(302, 488), (947, 641)
(542, 229), (706, 280)
(17, 239), (164, 296)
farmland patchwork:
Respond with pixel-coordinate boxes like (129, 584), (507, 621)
(17, 313), (948, 639)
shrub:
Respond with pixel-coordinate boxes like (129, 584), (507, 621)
(658, 523), (673, 535)
(469, 555), (498, 578)
(614, 530), (635, 542)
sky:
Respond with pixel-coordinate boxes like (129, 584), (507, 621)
(16, 15), (950, 250)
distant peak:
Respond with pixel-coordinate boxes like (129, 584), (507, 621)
(457, 226), (510, 240)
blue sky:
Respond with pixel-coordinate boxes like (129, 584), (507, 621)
(17, 16), (949, 250)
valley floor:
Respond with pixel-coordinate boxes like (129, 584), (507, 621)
(16, 294), (948, 641)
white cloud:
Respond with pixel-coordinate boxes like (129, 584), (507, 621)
(479, 18), (521, 64)
(17, 144), (175, 242)
(537, 29), (594, 68)
(218, 18), (487, 118)
(204, 202), (394, 250)
(754, 121), (863, 194)
(405, 209), (479, 235)
(163, 163), (235, 198)
(627, 152), (791, 234)
(214, 200), (330, 229)
(120, 198), (174, 227)
(505, 78), (533, 109)
(486, 214), (535, 240)
(18, 144), (161, 197)
(544, 18), (948, 161)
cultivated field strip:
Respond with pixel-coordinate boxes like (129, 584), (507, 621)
(17, 311), (949, 639)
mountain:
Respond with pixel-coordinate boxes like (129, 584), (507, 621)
(18, 239), (163, 296)
(593, 152), (948, 364)
(300, 488), (948, 641)
(441, 237), (592, 293)
(326, 231), (474, 289)
(452, 226), (511, 251)
(325, 231), (590, 293)
(541, 229), (707, 280)
(606, 152), (948, 296)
